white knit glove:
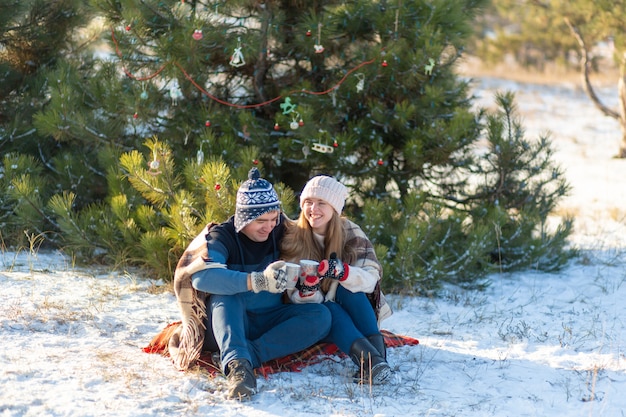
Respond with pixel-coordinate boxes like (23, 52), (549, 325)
(250, 261), (288, 293)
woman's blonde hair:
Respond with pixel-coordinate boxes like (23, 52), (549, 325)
(281, 210), (356, 292)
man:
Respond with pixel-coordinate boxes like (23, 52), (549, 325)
(191, 168), (331, 400)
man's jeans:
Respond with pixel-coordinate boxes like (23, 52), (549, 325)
(208, 293), (332, 371)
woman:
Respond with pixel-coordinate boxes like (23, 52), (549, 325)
(280, 175), (392, 384)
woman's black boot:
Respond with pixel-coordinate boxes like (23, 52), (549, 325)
(349, 337), (391, 385)
(367, 333), (387, 360)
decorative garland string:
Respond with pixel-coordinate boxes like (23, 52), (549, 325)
(111, 27), (378, 109)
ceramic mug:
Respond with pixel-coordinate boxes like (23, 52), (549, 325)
(283, 262), (301, 289)
(299, 259), (319, 278)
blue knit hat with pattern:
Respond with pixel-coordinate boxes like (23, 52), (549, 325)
(235, 168), (281, 232)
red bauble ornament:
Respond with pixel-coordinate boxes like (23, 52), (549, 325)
(133, 112), (138, 119)
(205, 120), (211, 127)
(214, 184), (221, 191)
(125, 25), (131, 31)
(306, 30), (312, 37)
(252, 159), (259, 165)
(298, 119), (304, 127)
(377, 158), (384, 166)
(382, 60), (388, 67)
(333, 140), (338, 148)
(192, 30), (203, 40)
(274, 123), (280, 131)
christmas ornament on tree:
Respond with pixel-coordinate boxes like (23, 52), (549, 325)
(229, 37), (245, 67)
(289, 113), (303, 130)
(192, 30), (203, 40)
(280, 97), (297, 114)
(355, 73), (365, 92)
(314, 23), (324, 54)
(312, 143), (334, 153)
(425, 58), (435, 75)
(197, 142), (205, 165)
(169, 85), (183, 105)
(148, 158), (161, 175)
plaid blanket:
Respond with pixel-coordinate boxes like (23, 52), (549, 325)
(165, 224), (216, 370)
(144, 321), (419, 377)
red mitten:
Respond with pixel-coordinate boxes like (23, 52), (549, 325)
(319, 253), (348, 281)
(338, 263), (349, 281)
(318, 259), (330, 276)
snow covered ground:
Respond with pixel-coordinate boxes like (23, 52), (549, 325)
(2, 77), (626, 417)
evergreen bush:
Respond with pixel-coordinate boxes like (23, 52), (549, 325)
(360, 92), (573, 293)
(0, 0), (574, 290)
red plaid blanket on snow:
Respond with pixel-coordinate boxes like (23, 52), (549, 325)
(144, 321), (418, 377)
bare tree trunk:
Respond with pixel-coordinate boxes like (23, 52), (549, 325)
(618, 57), (626, 157)
(564, 18), (626, 158)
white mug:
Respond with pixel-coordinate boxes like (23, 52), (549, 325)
(299, 259), (319, 277)
(283, 262), (301, 289)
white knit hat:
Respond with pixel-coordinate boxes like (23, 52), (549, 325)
(299, 175), (348, 214)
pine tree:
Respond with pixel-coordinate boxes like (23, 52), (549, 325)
(361, 92), (573, 292)
(2, 0), (574, 288)
(0, 0), (96, 246)
(86, 0), (489, 198)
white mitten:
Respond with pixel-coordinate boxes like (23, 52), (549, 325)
(250, 261), (288, 293)
(293, 275), (324, 303)
(291, 289), (324, 303)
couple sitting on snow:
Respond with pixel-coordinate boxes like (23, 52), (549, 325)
(172, 168), (392, 400)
